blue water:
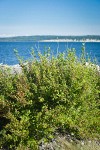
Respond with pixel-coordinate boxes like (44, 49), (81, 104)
(0, 42), (100, 65)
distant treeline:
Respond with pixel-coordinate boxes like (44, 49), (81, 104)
(0, 35), (100, 42)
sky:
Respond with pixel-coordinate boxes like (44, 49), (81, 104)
(0, 0), (100, 36)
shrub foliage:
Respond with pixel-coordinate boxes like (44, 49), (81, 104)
(0, 46), (100, 149)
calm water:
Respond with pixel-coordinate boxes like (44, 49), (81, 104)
(0, 42), (100, 65)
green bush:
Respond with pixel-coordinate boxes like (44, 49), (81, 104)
(0, 46), (100, 149)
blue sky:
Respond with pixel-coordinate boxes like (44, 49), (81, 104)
(0, 0), (100, 36)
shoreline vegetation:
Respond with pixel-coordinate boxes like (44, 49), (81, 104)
(0, 62), (100, 75)
(0, 45), (100, 150)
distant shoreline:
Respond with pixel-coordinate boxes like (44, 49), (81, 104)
(0, 35), (100, 42)
(0, 40), (100, 43)
(40, 39), (100, 42)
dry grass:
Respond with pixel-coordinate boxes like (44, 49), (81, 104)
(39, 135), (100, 150)
(54, 137), (100, 150)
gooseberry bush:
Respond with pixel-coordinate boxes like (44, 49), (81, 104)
(0, 45), (100, 149)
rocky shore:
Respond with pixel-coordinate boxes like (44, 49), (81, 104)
(0, 64), (22, 74)
(39, 133), (100, 150)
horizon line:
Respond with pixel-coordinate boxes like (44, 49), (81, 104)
(0, 34), (100, 38)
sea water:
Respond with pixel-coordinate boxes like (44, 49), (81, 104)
(0, 42), (100, 65)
